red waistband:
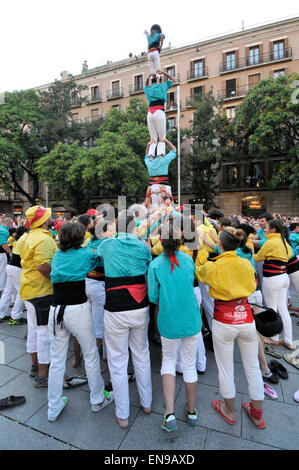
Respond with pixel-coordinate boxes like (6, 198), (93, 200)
(106, 284), (148, 304)
(150, 176), (169, 185)
(214, 298), (253, 325)
(149, 105), (164, 114)
(148, 47), (160, 53)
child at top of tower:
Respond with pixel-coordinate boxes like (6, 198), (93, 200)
(144, 24), (165, 75)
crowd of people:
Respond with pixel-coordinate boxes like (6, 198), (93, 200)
(0, 201), (298, 431)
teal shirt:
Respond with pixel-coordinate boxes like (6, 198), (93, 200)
(51, 247), (98, 283)
(97, 233), (152, 278)
(144, 150), (176, 177)
(144, 79), (173, 104)
(0, 225), (9, 246)
(148, 250), (202, 339)
(289, 232), (299, 256)
(257, 228), (267, 249)
(147, 32), (162, 48)
(87, 237), (108, 268)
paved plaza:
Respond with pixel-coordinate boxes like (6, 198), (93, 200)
(0, 308), (298, 451)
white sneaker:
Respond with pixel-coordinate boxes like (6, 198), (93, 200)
(263, 382), (278, 400)
(48, 397), (68, 422)
(91, 390), (114, 412)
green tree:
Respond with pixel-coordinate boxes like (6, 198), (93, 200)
(235, 74), (299, 196)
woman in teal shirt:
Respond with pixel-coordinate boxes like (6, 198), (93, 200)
(148, 222), (202, 432)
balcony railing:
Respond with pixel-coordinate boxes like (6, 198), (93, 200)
(218, 82), (261, 100)
(106, 87), (124, 100)
(70, 98), (82, 108)
(129, 84), (144, 95)
(186, 94), (204, 107)
(167, 73), (180, 84)
(219, 47), (292, 73)
(87, 92), (102, 104)
(187, 67), (208, 81)
(165, 100), (181, 111)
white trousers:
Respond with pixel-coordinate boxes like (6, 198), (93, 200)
(104, 306), (152, 419)
(0, 253), (7, 292)
(25, 299), (51, 364)
(148, 50), (161, 74)
(262, 273), (292, 345)
(199, 283), (214, 330)
(48, 302), (105, 420)
(176, 286), (206, 373)
(161, 332), (201, 383)
(150, 184), (172, 209)
(86, 278), (105, 339)
(212, 320), (264, 400)
(289, 270), (299, 296)
(0, 265), (24, 319)
(147, 110), (166, 157)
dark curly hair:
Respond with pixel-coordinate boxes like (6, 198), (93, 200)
(59, 222), (85, 252)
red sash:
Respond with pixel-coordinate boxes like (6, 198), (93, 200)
(214, 298), (253, 325)
(148, 105), (164, 114)
(106, 284), (148, 304)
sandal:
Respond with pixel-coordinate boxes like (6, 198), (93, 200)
(280, 340), (296, 351)
(0, 395), (26, 410)
(283, 353), (299, 370)
(264, 345), (282, 359)
(269, 360), (288, 380)
(264, 338), (280, 346)
(212, 400), (237, 425)
(242, 402), (266, 429)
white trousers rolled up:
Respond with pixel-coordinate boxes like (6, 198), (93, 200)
(199, 283), (214, 331)
(161, 332), (201, 383)
(148, 50), (161, 74)
(25, 299), (50, 364)
(176, 286), (206, 373)
(147, 110), (166, 157)
(48, 302), (105, 420)
(0, 265), (24, 319)
(262, 273), (292, 345)
(104, 306), (152, 419)
(0, 253), (7, 292)
(150, 184), (172, 209)
(212, 319), (264, 400)
(86, 278), (105, 339)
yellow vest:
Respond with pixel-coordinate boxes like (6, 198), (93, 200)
(20, 228), (57, 301)
(254, 233), (292, 263)
(196, 251), (256, 300)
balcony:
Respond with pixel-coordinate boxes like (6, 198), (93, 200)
(187, 67), (208, 82)
(165, 100), (181, 112)
(87, 92), (102, 104)
(185, 94), (204, 107)
(167, 73), (180, 85)
(218, 85), (248, 101)
(106, 87), (124, 100)
(70, 98), (82, 108)
(129, 84), (144, 95)
(219, 47), (292, 74)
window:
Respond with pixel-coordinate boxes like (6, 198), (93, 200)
(168, 92), (175, 107)
(248, 74), (261, 89)
(91, 86), (99, 100)
(273, 40), (285, 60)
(71, 113), (79, 122)
(274, 69), (286, 79)
(226, 52), (236, 71)
(193, 60), (204, 78)
(245, 163), (265, 188)
(111, 80), (120, 98)
(192, 86), (203, 98)
(225, 107), (235, 120)
(226, 79), (236, 98)
(134, 75), (143, 91)
(112, 104), (120, 110)
(225, 166), (238, 186)
(91, 108), (99, 121)
(249, 46), (260, 65)
(168, 118), (176, 131)
(166, 66), (175, 77)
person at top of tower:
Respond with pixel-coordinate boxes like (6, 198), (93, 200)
(144, 24), (165, 75)
(144, 70), (175, 158)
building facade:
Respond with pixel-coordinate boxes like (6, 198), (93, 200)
(6, 16), (299, 217)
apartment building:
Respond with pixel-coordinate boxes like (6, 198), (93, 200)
(3, 16), (299, 217)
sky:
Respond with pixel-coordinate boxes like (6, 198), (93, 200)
(1, 0), (298, 92)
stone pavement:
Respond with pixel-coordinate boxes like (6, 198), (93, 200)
(0, 315), (298, 451)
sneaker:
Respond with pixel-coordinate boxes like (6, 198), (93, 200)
(91, 390), (114, 412)
(34, 375), (48, 388)
(263, 382), (278, 400)
(0, 316), (10, 323)
(161, 414), (177, 432)
(293, 389), (299, 403)
(185, 407), (198, 427)
(8, 318), (27, 326)
(29, 364), (38, 377)
(48, 397), (68, 422)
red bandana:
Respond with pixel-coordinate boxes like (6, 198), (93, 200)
(26, 206), (47, 229)
(169, 253), (180, 273)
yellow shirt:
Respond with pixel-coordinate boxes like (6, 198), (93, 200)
(7, 236), (16, 249)
(82, 231), (92, 247)
(13, 232), (29, 255)
(196, 251), (256, 300)
(254, 233), (292, 263)
(20, 228), (57, 301)
(151, 236), (209, 265)
(197, 220), (218, 254)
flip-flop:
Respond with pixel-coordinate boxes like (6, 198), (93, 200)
(0, 395), (26, 410)
(283, 353), (299, 370)
(212, 400), (237, 425)
(269, 360), (288, 379)
(242, 402), (266, 429)
(264, 338), (280, 346)
(264, 345), (282, 359)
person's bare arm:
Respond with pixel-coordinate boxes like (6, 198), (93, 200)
(37, 263), (51, 280)
(162, 137), (176, 152)
(1, 243), (12, 257)
(157, 70), (175, 83)
(159, 34), (165, 49)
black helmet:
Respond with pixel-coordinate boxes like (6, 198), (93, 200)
(253, 308), (283, 337)
(150, 24), (162, 34)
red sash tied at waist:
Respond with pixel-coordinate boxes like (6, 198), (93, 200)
(214, 298), (253, 325)
(106, 284), (148, 304)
